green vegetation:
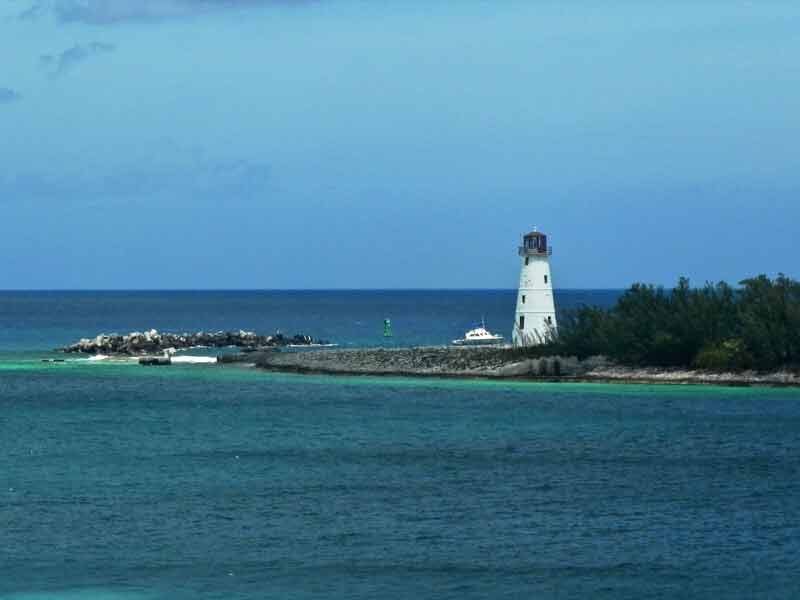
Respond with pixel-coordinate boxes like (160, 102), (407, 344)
(552, 275), (800, 372)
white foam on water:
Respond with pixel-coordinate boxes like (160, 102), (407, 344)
(170, 355), (217, 364)
(67, 356), (138, 364)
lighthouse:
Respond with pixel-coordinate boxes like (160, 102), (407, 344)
(513, 229), (557, 346)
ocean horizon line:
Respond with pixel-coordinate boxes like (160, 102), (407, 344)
(0, 287), (625, 293)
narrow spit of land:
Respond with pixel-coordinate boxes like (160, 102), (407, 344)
(59, 332), (800, 387)
(235, 347), (800, 387)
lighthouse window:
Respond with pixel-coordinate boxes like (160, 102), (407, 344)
(522, 295), (526, 304)
(547, 316), (553, 325)
(519, 315), (525, 330)
(544, 275), (548, 284)
(525, 257), (529, 266)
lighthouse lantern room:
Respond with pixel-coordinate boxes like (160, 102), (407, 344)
(513, 229), (557, 346)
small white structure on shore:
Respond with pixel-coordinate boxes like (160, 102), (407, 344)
(513, 229), (557, 346)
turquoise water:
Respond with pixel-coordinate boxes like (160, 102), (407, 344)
(2, 292), (799, 598)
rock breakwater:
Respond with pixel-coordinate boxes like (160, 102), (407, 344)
(248, 346), (800, 386)
(251, 346), (589, 378)
(61, 329), (325, 355)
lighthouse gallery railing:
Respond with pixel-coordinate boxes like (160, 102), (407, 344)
(518, 246), (553, 257)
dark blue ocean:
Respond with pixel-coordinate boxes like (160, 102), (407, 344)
(0, 290), (621, 354)
(1, 291), (799, 599)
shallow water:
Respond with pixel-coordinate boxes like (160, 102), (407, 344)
(2, 292), (799, 598)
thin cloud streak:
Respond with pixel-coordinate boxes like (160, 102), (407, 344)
(23, 0), (309, 24)
(0, 154), (272, 201)
(40, 42), (115, 77)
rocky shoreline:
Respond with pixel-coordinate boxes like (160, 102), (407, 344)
(61, 329), (326, 355)
(240, 346), (800, 387)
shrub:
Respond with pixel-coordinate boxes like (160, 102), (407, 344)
(693, 340), (752, 371)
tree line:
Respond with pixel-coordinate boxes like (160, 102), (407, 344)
(548, 275), (800, 371)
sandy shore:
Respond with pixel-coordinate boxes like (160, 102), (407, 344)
(237, 347), (800, 388)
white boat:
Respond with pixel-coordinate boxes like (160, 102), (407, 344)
(452, 320), (504, 346)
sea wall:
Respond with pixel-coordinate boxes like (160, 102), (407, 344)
(251, 347), (595, 378)
(248, 347), (800, 386)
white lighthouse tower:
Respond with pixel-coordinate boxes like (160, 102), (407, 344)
(513, 229), (557, 346)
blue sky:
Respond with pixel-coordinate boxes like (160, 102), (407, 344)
(1, 0), (798, 289)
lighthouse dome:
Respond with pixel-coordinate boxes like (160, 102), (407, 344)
(519, 230), (550, 256)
